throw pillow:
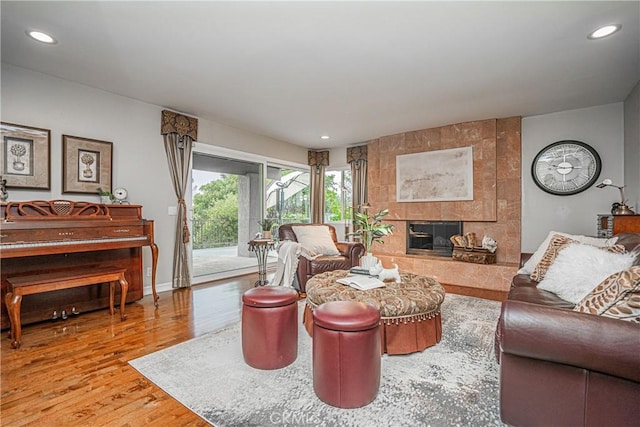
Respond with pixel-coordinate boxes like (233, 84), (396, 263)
(573, 266), (640, 323)
(518, 231), (618, 275)
(292, 225), (340, 257)
(537, 243), (636, 304)
(530, 234), (578, 282)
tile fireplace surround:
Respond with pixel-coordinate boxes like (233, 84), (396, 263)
(367, 117), (521, 293)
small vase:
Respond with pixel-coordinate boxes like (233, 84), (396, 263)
(262, 230), (272, 239)
(101, 196), (111, 204)
(360, 252), (378, 270)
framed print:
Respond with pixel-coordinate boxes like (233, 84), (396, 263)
(396, 146), (474, 202)
(62, 135), (112, 194)
(0, 122), (51, 189)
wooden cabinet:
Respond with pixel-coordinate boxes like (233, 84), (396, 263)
(597, 214), (640, 237)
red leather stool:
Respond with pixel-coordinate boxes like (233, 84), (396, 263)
(242, 286), (298, 370)
(312, 300), (381, 408)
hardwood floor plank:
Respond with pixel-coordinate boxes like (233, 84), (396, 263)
(1, 274), (256, 426)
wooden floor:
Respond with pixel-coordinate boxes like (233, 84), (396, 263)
(1, 274), (257, 426)
(1, 273), (504, 426)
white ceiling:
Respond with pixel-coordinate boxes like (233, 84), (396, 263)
(1, 1), (639, 149)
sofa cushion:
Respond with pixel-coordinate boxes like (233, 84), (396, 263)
(292, 225), (340, 256)
(519, 231), (618, 275)
(506, 286), (575, 309)
(537, 243), (636, 304)
(573, 266), (640, 323)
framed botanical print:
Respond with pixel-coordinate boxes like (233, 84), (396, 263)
(62, 134), (113, 194)
(0, 122), (51, 189)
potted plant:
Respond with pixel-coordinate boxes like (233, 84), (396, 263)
(97, 188), (115, 204)
(257, 218), (277, 239)
(352, 208), (394, 269)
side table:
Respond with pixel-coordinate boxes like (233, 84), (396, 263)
(248, 239), (275, 286)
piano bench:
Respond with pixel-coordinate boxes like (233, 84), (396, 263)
(4, 266), (129, 349)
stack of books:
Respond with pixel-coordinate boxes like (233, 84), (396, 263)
(350, 266), (372, 275)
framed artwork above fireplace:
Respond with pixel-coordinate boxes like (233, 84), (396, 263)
(396, 146), (473, 202)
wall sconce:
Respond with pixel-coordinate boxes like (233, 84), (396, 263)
(596, 178), (635, 215)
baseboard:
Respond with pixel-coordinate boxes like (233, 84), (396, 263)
(441, 283), (508, 302)
(143, 281), (173, 296)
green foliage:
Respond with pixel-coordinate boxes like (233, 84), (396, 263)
(193, 175), (238, 220)
(324, 173), (342, 221)
(257, 218), (277, 231)
(352, 208), (394, 253)
(96, 188), (115, 202)
(192, 175), (239, 247)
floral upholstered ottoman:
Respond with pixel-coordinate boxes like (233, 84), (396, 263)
(304, 270), (446, 355)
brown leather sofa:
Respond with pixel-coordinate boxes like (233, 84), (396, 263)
(494, 232), (640, 427)
(278, 223), (365, 293)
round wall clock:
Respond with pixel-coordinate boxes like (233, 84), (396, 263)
(531, 140), (601, 196)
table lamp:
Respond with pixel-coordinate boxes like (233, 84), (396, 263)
(596, 179), (635, 215)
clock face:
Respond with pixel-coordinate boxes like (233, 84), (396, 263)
(113, 187), (128, 201)
(531, 141), (601, 196)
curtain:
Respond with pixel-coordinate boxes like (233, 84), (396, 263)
(308, 150), (329, 224)
(161, 110), (197, 288)
(347, 145), (368, 214)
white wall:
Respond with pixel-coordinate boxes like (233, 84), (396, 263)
(521, 103), (624, 251)
(624, 81), (640, 212)
(4, 63), (633, 264)
(1, 63), (307, 292)
(198, 115), (308, 161)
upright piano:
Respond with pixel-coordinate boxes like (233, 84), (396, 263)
(1, 200), (158, 330)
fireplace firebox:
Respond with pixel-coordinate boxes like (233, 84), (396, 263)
(406, 221), (462, 257)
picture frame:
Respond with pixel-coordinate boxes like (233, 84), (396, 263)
(0, 122), (51, 190)
(396, 146), (474, 202)
(62, 135), (113, 194)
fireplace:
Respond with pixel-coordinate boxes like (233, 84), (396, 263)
(406, 221), (462, 257)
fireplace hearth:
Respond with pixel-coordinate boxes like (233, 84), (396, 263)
(406, 221), (463, 257)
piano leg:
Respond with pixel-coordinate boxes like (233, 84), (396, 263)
(118, 276), (128, 321)
(4, 291), (23, 349)
(150, 242), (159, 307)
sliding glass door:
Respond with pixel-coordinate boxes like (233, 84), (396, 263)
(265, 165), (311, 234)
(191, 153), (265, 278)
(189, 149), (315, 282)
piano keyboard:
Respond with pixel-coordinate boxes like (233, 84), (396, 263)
(0, 235), (148, 249)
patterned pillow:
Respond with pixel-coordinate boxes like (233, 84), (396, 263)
(605, 244), (629, 254)
(530, 234), (578, 282)
(573, 266), (640, 323)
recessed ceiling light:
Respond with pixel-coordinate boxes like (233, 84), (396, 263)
(588, 24), (621, 40)
(26, 30), (57, 44)
(321, 135), (330, 140)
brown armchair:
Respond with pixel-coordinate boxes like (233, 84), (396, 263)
(278, 223), (365, 293)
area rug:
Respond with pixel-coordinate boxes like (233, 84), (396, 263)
(129, 294), (504, 426)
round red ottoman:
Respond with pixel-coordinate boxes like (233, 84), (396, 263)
(312, 300), (381, 408)
(242, 286), (298, 370)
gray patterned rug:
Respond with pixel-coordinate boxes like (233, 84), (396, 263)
(129, 294), (504, 426)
